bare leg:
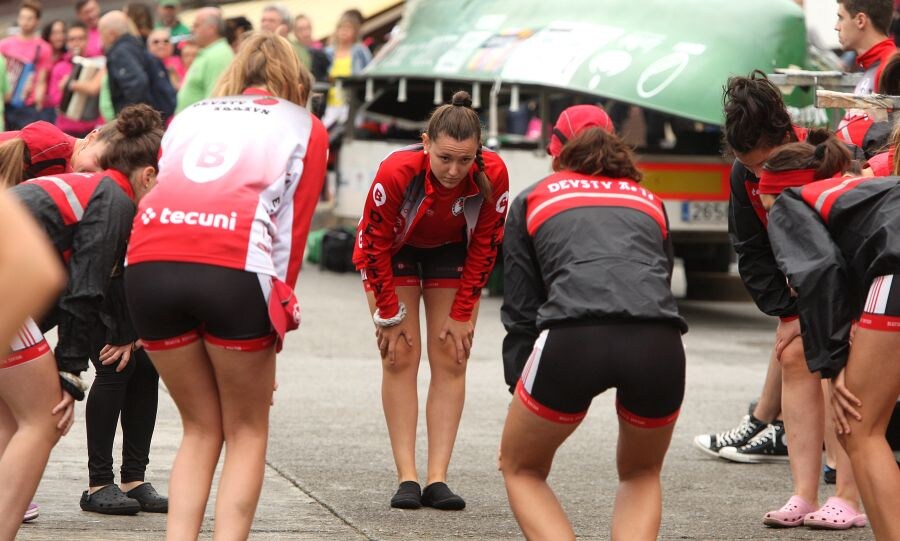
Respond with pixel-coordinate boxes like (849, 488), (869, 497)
(206, 343), (275, 541)
(500, 396), (579, 541)
(822, 381), (863, 511)
(836, 328), (900, 540)
(823, 380), (839, 471)
(146, 342), (223, 541)
(0, 354), (64, 541)
(779, 338), (822, 506)
(610, 419), (676, 541)
(422, 289), (478, 485)
(753, 346), (782, 423)
(366, 287), (422, 483)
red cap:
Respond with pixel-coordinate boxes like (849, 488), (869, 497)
(19, 121), (75, 179)
(757, 168), (816, 195)
(547, 104), (614, 157)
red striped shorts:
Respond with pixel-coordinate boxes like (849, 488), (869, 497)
(3, 318), (50, 369)
(859, 274), (900, 331)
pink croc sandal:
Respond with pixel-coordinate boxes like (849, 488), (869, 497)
(804, 497), (868, 530)
(763, 495), (815, 527)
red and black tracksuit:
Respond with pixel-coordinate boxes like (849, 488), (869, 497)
(768, 176), (900, 377)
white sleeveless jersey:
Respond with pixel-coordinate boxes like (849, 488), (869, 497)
(127, 93), (329, 288)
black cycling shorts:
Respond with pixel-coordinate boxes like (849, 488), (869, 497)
(860, 274), (900, 331)
(125, 262), (274, 352)
(516, 321), (685, 426)
(363, 241), (467, 290)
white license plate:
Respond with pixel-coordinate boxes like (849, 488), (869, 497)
(681, 201), (728, 224)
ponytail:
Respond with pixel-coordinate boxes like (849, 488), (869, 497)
(764, 128), (853, 179)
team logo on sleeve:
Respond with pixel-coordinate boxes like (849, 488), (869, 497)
(451, 197), (465, 216)
(496, 191), (509, 213)
(373, 183), (387, 207)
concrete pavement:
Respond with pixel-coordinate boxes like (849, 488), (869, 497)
(17, 270), (876, 540)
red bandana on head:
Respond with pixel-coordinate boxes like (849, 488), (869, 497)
(757, 168), (816, 195)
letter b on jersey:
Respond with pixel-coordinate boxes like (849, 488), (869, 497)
(183, 138), (240, 183)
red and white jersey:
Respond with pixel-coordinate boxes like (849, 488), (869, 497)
(127, 91), (328, 289)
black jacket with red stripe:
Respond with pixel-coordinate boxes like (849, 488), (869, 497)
(728, 160), (799, 319)
(11, 170), (137, 375)
(768, 176), (900, 378)
(501, 171), (687, 391)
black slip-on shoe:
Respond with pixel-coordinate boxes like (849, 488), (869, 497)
(421, 482), (465, 511)
(390, 481), (422, 509)
(126, 482), (168, 513)
(80, 485), (141, 515)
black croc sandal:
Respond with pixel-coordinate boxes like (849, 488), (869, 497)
(421, 482), (465, 511)
(126, 483), (168, 513)
(390, 481), (422, 509)
(79, 485), (141, 515)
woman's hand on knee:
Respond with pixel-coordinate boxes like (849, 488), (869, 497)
(775, 318), (801, 361)
(830, 368), (862, 435)
(439, 317), (474, 364)
(376, 323), (414, 364)
(51, 390), (76, 436)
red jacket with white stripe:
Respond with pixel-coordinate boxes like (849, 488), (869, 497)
(127, 93), (328, 295)
(500, 171), (687, 391)
(352, 143), (509, 322)
(768, 175), (900, 377)
(11, 169), (136, 374)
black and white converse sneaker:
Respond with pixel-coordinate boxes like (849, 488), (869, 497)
(719, 420), (790, 463)
(693, 414), (767, 458)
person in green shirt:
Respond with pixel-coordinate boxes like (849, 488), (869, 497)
(175, 7), (234, 114)
(155, 0), (190, 43)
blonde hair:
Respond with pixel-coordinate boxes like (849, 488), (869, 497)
(0, 139), (26, 188)
(213, 32), (310, 106)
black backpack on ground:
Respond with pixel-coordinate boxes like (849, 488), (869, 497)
(320, 228), (355, 273)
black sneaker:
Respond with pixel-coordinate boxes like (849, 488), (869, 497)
(823, 465), (837, 485)
(421, 482), (465, 511)
(390, 481), (422, 509)
(693, 414), (767, 458)
(719, 420), (790, 463)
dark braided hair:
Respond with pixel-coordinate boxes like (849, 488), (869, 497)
(426, 90), (492, 201)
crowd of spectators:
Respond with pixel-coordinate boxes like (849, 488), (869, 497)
(2, 0), (375, 134)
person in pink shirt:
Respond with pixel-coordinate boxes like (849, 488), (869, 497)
(1, 1), (54, 130)
(50, 23), (100, 138)
(75, 0), (104, 59)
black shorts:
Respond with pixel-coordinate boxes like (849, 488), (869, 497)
(125, 262), (274, 352)
(363, 241), (467, 290)
(517, 321), (685, 426)
(859, 274), (900, 331)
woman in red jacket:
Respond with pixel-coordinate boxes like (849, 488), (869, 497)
(353, 90), (509, 510)
(124, 34), (328, 540)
